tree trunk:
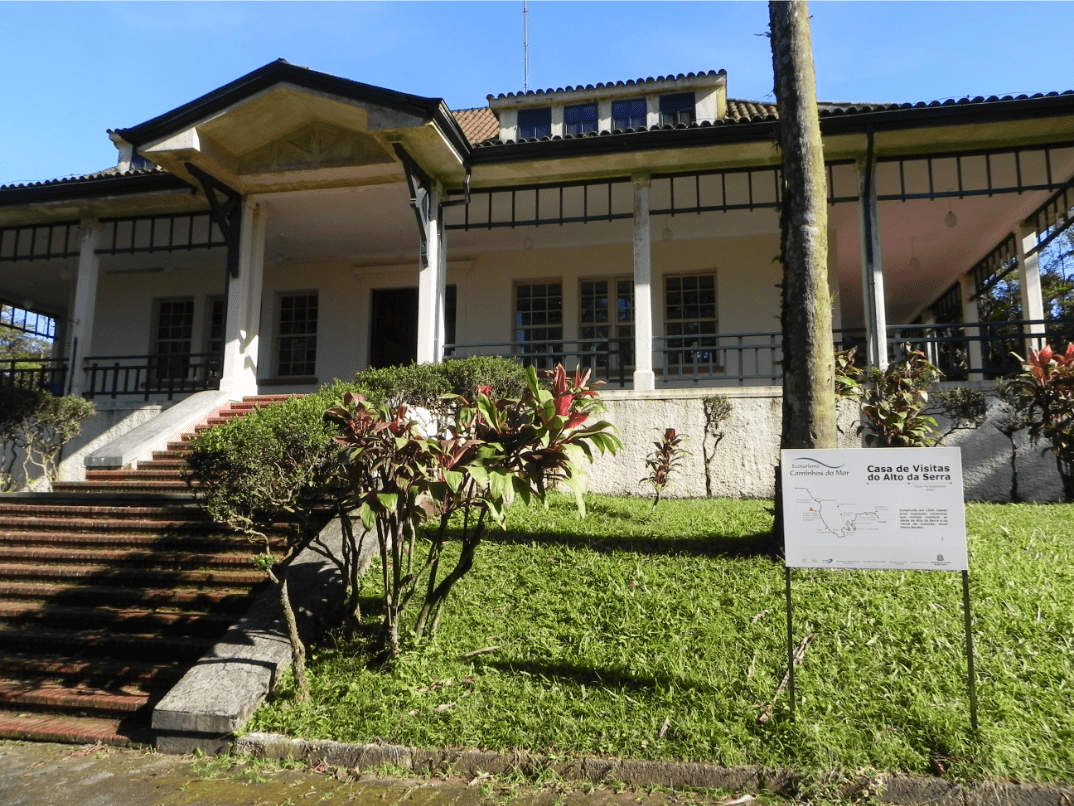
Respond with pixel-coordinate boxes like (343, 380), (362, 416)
(770, 0), (837, 451)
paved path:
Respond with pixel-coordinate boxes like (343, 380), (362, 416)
(0, 741), (758, 806)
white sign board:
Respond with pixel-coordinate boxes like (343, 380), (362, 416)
(780, 447), (968, 571)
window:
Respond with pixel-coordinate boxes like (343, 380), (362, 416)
(580, 278), (634, 377)
(665, 274), (718, 373)
(564, 102), (598, 136)
(276, 292), (318, 377)
(206, 297), (225, 356)
(659, 92), (695, 126)
(153, 298), (194, 379)
(514, 282), (562, 369)
(612, 97), (646, 131)
(517, 107), (552, 140)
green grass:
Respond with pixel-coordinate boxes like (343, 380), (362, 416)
(248, 495), (1074, 786)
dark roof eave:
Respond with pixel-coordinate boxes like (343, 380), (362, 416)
(0, 172), (193, 208)
(816, 92), (1074, 135)
(468, 121), (782, 165)
(116, 60), (472, 163)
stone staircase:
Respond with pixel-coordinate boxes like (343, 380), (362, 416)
(0, 394), (300, 747)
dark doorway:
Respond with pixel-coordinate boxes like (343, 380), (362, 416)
(369, 285), (457, 369)
(370, 288), (418, 368)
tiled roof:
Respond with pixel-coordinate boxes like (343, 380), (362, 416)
(453, 107), (499, 145)
(726, 99), (778, 122)
(0, 166), (164, 192)
(488, 70), (726, 101)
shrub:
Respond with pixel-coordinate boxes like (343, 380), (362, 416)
(642, 428), (688, 512)
(0, 386), (94, 491)
(327, 364), (620, 662)
(854, 347), (944, 448)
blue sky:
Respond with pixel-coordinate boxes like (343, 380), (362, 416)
(3, 1), (1073, 187)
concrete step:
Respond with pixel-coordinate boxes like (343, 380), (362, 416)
(0, 531), (282, 551)
(0, 626), (214, 662)
(0, 582), (257, 612)
(0, 563), (267, 588)
(0, 651), (182, 688)
(0, 546), (260, 570)
(0, 680), (152, 718)
(0, 712), (151, 747)
(0, 602), (237, 639)
(52, 480), (193, 494)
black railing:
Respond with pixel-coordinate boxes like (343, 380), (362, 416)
(445, 318), (1074, 389)
(446, 338), (635, 388)
(0, 357), (68, 395)
(83, 353), (221, 400)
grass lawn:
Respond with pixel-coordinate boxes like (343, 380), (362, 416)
(247, 495), (1074, 786)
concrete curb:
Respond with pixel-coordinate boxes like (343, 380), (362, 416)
(234, 733), (1074, 806)
(153, 518), (376, 754)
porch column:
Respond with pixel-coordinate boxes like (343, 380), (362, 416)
(416, 185), (445, 365)
(67, 219), (101, 397)
(218, 199), (266, 400)
(959, 274), (984, 381)
(857, 134), (889, 371)
(1016, 222), (1047, 353)
(632, 175), (656, 391)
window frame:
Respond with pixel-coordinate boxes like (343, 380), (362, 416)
(659, 92), (696, 126)
(513, 280), (563, 369)
(517, 107), (552, 140)
(579, 276), (635, 376)
(612, 97), (647, 131)
(564, 102), (598, 137)
(274, 291), (319, 379)
(663, 272), (719, 374)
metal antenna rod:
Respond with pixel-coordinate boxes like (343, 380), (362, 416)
(523, 0), (529, 91)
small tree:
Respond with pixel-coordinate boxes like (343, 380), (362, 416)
(0, 387), (94, 491)
(326, 364), (620, 663)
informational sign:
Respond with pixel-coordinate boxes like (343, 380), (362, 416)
(780, 447), (968, 571)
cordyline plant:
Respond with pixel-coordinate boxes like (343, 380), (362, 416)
(837, 346), (944, 448)
(1000, 343), (1074, 501)
(324, 363), (620, 663)
(642, 427), (688, 512)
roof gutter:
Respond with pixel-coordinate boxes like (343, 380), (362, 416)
(0, 173), (193, 208)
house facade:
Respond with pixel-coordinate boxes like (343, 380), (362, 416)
(2, 60), (1074, 498)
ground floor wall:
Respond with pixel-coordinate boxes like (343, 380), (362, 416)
(582, 385), (1065, 503)
(56, 401), (169, 483)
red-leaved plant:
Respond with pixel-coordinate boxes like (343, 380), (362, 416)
(1001, 343), (1074, 500)
(325, 363), (620, 662)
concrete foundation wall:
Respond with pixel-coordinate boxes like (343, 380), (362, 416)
(56, 400), (170, 482)
(583, 385), (1065, 503)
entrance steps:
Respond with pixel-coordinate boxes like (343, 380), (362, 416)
(0, 394), (303, 747)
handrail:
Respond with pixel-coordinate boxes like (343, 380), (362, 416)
(82, 353), (221, 401)
(0, 357), (68, 395)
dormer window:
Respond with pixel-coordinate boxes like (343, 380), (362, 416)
(518, 107), (552, 140)
(612, 98), (647, 131)
(565, 102), (598, 136)
(659, 92), (695, 126)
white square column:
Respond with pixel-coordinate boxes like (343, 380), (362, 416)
(67, 219), (101, 398)
(857, 155), (889, 371)
(218, 200), (266, 400)
(1016, 222), (1047, 353)
(632, 175), (656, 391)
(959, 274), (984, 381)
(416, 185), (445, 365)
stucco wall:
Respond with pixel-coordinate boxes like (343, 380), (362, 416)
(582, 385), (1066, 503)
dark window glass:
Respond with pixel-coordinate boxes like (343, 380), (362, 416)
(659, 92), (695, 126)
(518, 107), (552, 140)
(564, 102), (598, 136)
(612, 98), (646, 130)
(580, 278), (634, 376)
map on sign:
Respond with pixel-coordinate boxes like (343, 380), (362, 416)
(780, 447), (968, 571)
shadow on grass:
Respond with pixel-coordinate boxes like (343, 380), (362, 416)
(475, 657), (714, 696)
(485, 529), (782, 560)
